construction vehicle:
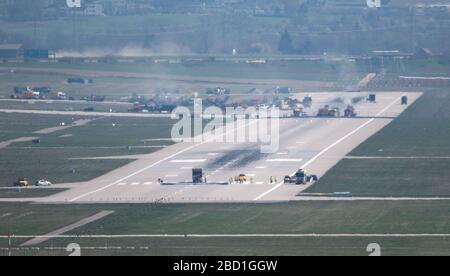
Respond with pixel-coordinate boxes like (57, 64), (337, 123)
(317, 105), (340, 117)
(302, 96), (313, 108)
(192, 168), (206, 184)
(234, 174), (248, 184)
(344, 105), (357, 117)
(284, 169), (318, 185)
(293, 107), (307, 117)
(14, 178), (29, 187)
(401, 96), (408, 105)
(50, 91), (67, 100)
(367, 94), (377, 103)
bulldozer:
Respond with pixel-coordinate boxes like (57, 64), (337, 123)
(14, 178), (29, 187)
(344, 105), (357, 117)
(284, 169), (318, 185)
(317, 105), (340, 117)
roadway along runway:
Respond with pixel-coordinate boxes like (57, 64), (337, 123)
(31, 92), (421, 203)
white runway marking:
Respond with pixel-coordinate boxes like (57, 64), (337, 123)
(207, 153), (219, 156)
(254, 96), (402, 201)
(144, 182), (153, 185)
(130, 182), (140, 186)
(117, 183), (127, 186)
(165, 175), (178, 178)
(170, 159), (207, 163)
(266, 159), (303, 162)
(255, 166), (267, 169)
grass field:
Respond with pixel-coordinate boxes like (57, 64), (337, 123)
(0, 100), (133, 113)
(0, 60), (365, 82)
(0, 201), (449, 256)
(306, 89), (450, 196)
(0, 112), (83, 141)
(0, 114), (176, 188)
(0, 188), (67, 198)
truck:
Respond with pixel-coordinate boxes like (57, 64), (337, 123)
(14, 178), (29, 187)
(302, 96), (313, 108)
(401, 96), (408, 105)
(293, 107), (307, 117)
(50, 91), (67, 100)
(284, 169), (318, 185)
(344, 105), (357, 117)
(192, 168), (206, 184)
(367, 94), (377, 103)
(317, 105), (340, 117)
(234, 174), (248, 184)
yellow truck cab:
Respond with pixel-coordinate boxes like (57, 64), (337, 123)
(14, 178), (29, 187)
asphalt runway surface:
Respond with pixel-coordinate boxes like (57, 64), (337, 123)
(11, 92), (422, 203)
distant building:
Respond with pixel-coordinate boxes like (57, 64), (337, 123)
(0, 44), (23, 60)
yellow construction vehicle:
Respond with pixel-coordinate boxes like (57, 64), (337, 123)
(234, 174), (248, 183)
(14, 178), (29, 187)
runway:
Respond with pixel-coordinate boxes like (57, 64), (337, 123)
(23, 92), (421, 203)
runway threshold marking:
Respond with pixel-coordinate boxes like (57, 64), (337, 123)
(266, 159), (303, 162)
(254, 96), (402, 201)
(170, 159), (207, 163)
(69, 119), (258, 202)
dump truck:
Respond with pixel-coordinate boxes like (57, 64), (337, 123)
(317, 105), (340, 117)
(14, 178), (29, 187)
(284, 169), (318, 185)
(344, 105), (357, 117)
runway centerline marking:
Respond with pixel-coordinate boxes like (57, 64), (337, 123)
(69, 119), (258, 202)
(254, 96), (402, 201)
